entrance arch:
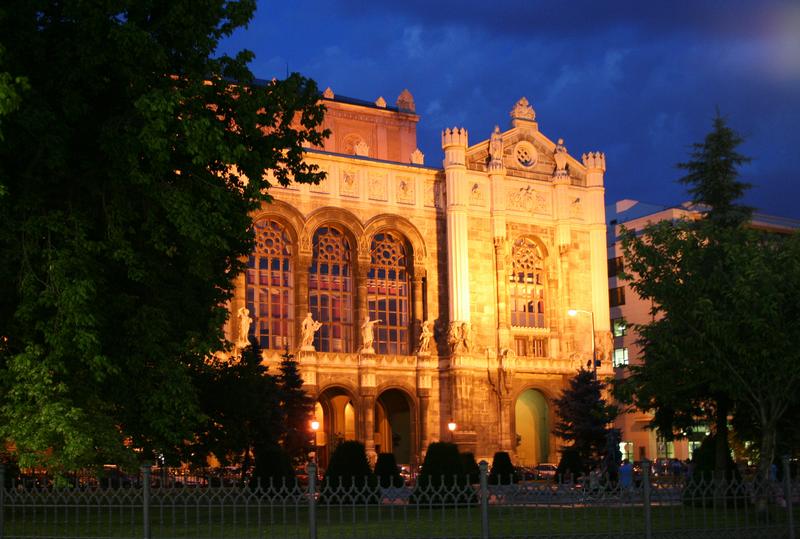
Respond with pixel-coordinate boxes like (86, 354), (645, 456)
(316, 386), (358, 468)
(515, 389), (550, 466)
(374, 389), (414, 465)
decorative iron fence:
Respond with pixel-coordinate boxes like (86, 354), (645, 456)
(1, 459), (797, 539)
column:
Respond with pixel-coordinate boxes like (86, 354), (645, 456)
(442, 127), (470, 323)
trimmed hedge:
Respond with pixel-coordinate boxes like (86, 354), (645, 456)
(320, 441), (377, 503)
(374, 453), (403, 488)
(489, 451), (517, 485)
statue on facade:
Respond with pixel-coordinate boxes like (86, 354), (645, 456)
(300, 312), (322, 350)
(361, 316), (381, 353)
(418, 319), (434, 355)
(489, 125), (503, 164)
(553, 138), (569, 176)
(448, 321), (473, 354)
(236, 307), (252, 347)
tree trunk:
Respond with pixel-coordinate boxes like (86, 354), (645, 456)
(713, 397), (730, 508)
(754, 417), (777, 522)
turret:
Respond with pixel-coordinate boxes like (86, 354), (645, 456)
(582, 152), (606, 187)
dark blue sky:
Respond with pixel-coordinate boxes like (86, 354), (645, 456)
(217, 0), (800, 218)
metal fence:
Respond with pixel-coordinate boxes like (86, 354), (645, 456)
(1, 459), (797, 539)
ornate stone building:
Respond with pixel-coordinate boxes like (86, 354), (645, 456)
(227, 89), (612, 468)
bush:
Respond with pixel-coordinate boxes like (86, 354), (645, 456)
(460, 452), (480, 484)
(556, 447), (584, 482)
(411, 442), (476, 504)
(489, 452), (517, 485)
(683, 434), (742, 507)
(321, 441), (377, 503)
(374, 453), (403, 488)
(252, 445), (295, 490)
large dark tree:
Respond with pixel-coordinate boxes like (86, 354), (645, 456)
(0, 1), (327, 470)
(614, 115), (800, 488)
(277, 351), (314, 464)
(553, 368), (618, 473)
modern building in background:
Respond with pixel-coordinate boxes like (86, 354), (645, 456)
(223, 88), (612, 468)
(606, 199), (800, 462)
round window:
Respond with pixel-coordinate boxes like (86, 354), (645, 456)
(514, 141), (537, 168)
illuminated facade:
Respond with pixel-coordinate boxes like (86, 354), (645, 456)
(228, 89), (612, 467)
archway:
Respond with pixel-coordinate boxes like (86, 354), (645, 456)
(374, 389), (414, 465)
(316, 387), (358, 469)
(515, 389), (550, 466)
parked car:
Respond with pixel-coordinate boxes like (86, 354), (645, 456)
(533, 463), (557, 480)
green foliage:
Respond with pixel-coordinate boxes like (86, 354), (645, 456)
(0, 1), (327, 470)
(556, 447), (584, 481)
(615, 115), (800, 485)
(191, 339), (283, 478)
(489, 451), (516, 485)
(678, 113), (752, 227)
(278, 351), (314, 465)
(460, 452), (480, 484)
(374, 452), (403, 488)
(321, 441), (377, 503)
(553, 368), (617, 471)
(252, 444), (295, 489)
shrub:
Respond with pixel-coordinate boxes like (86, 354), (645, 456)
(412, 442), (476, 504)
(556, 447), (584, 482)
(374, 453), (403, 488)
(683, 434), (742, 507)
(489, 452), (517, 485)
(460, 452), (480, 484)
(252, 444), (295, 490)
(320, 441), (377, 503)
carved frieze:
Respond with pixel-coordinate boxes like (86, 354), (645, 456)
(507, 185), (550, 214)
(397, 176), (415, 204)
(469, 182), (485, 206)
(368, 172), (388, 201)
(340, 169), (359, 197)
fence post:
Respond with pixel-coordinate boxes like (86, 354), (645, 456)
(642, 461), (652, 539)
(141, 464), (151, 539)
(1, 464), (5, 539)
(479, 460), (489, 539)
(308, 461), (317, 539)
(784, 455), (795, 539)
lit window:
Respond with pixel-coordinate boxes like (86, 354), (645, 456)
(309, 226), (354, 352)
(613, 347), (629, 367)
(509, 237), (546, 328)
(612, 318), (627, 337)
(367, 232), (410, 355)
(246, 219), (294, 349)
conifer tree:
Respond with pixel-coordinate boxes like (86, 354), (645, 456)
(554, 368), (617, 472)
(278, 351), (314, 464)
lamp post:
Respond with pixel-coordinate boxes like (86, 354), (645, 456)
(568, 308), (597, 377)
(310, 418), (320, 465)
(447, 420), (457, 443)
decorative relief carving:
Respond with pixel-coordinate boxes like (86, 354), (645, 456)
(410, 148), (424, 165)
(340, 169), (359, 197)
(322, 87), (334, 99)
(397, 176), (415, 204)
(570, 197), (583, 218)
(368, 172), (387, 201)
(396, 89), (415, 113)
(513, 141), (538, 169)
(309, 172), (329, 194)
(510, 97), (536, 121)
(507, 186), (550, 214)
(354, 140), (370, 157)
(374, 96), (386, 108)
(469, 182), (485, 206)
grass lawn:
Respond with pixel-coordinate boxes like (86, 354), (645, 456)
(2, 501), (796, 538)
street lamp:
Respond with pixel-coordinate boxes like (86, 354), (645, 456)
(568, 309), (598, 376)
(447, 420), (457, 442)
(310, 418), (320, 464)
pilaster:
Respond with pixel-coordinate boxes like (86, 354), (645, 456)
(442, 127), (471, 323)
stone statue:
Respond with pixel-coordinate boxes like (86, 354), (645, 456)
(361, 316), (381, 352)
(448, 321), (473, 354)
(418, 319), (434, 354)
(300, 312), (322, 350)
(460, 322), (472, 353)
(237, 307), (252, 347)
(489, 125), (503, 163)
(553, 138), (569, 175)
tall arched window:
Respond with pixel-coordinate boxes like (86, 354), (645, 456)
(246, 219), (294, 349)
(309, 226), (354, 352)
(367, 232), (410, 355)
(510, 237), (546, 327)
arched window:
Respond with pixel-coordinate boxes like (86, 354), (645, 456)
(309, 226), (354, 352)
(246, 219), (293, 349)
(510, 237), (546, 327)
(367, 232), (410, 354)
